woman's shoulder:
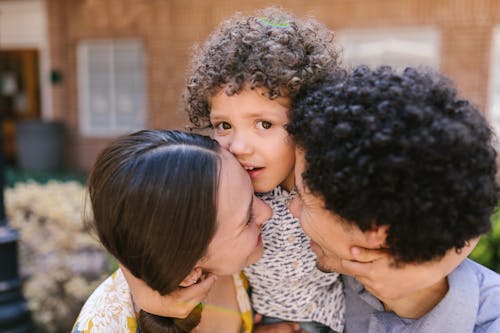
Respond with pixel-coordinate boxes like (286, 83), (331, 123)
(72, 269), (139, 333)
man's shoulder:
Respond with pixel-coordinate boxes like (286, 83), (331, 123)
(459, 259), (500, 331)
(459, 258), (500, 287)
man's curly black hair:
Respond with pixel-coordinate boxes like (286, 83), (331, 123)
(184, 7), (341, 128)
(288, 65), (499, 264)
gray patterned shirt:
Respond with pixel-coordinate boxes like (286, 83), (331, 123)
(244, 186), (345, 332)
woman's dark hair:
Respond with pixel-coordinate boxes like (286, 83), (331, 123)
(184, 7), (341, 128)
(88, 129), (221, 333)
(289, 66), (499, 264)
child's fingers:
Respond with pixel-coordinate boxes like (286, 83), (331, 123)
(180, 273), (218, 303)
(341, 246), (388, 280)
(158, 274), (218, 318)
(350, 246), (388, 263)
(121, 263), (214, 318)
(341, 258), (375, 281)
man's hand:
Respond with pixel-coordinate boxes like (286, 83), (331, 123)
(121, 265), (218, 318)
(340, 238), (479, 300)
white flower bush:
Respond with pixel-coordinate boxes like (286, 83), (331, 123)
(5, 180), (112, 333)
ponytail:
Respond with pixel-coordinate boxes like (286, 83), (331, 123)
(139, 303), (203, 333)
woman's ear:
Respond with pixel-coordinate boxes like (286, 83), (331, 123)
(179, 267), (204, 287)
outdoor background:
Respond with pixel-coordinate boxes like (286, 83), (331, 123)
(1, 0), (500, 332)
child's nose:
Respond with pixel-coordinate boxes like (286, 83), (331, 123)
(228, 132), (252, 156)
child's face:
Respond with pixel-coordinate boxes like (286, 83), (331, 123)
(209, 86), (295, 192)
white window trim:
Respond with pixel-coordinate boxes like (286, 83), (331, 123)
(77, 39), (146, 137)
(338, 26), (441, 69)
(488, 26), (500, 137)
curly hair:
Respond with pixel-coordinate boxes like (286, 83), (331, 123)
(288, 66), (499, 264)
(184, 7), (341, 128)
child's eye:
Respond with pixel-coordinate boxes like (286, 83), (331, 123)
(256, 121), (272, 130)
(214, 122), (231, 131)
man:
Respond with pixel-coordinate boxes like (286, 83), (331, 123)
(288, 66), (500, 332)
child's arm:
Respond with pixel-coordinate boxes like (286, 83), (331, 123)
(121, 265), (218, 318)
(340, 237), (479, 300)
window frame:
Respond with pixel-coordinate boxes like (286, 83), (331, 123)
(77, 38), (147, 137)
(338, 27), (441, 69)
(488, 26), (500, 136)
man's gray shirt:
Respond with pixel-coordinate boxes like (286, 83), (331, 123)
(343, 259), (500, 333)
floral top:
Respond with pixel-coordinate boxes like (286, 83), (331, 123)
(72, 269), (253, 333)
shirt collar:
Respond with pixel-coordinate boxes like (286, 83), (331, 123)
(347, 260), (479, 333)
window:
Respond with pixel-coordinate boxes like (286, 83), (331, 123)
(338, 27), (440, 69)
(489, 27), (500, 135)
(78, 39), (146, 136)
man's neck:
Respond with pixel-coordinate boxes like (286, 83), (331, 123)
(381, 277), (449, 319)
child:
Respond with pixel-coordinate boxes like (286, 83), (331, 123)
(185, 8), (344, 333)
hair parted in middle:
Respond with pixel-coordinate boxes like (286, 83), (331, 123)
(288, 65), (499, 264)
(88, 129), (222, 333)
(184, 7), (341, 128)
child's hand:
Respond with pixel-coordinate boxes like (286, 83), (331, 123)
(253, 313), (305, 333)
(121, 265), (218, 318)
(340, 237), (479, 300)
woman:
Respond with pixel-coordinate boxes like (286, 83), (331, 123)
(73, 129), (271, 333)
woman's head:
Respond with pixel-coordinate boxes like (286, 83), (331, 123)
(88, 129), (271, 331)
(185, 7), (341, 128)
(89, 130), (220, 293)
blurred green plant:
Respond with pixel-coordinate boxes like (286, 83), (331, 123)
(469, 208), (500, 273)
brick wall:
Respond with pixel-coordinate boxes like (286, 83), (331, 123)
(46, 0), (500, 171)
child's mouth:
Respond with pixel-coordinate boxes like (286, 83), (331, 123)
(244, 166), (264, 177)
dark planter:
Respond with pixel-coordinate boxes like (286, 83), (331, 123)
(15, 120), (64, 172)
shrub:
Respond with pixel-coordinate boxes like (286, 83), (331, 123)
(5, 180), (111, 333)
(469, 208), (500, 273)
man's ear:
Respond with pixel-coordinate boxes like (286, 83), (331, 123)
(364, 223), (389, 248)
(179, 267), (204, 287)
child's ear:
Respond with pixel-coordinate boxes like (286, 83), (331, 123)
(364, 223), (389, 248)
(179, 267), (203, 287)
